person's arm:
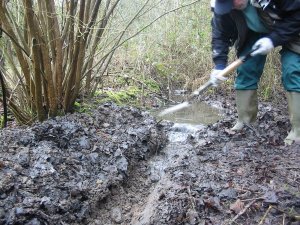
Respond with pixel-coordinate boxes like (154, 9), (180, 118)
(251, 1), (300, 56)
(210, 13), (237, 87)
(211, 13), (238, 69)
(267, 2), (300, 47)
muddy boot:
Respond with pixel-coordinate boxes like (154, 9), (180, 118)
(284, 92), (300, 145)
(231, 90), (258, 131)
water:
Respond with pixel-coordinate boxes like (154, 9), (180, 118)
(149, 99), (221, 174)
(154, 101), (221, 125)
(132, 100), (222, 223)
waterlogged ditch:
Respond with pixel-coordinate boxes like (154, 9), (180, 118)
(155, 101), (221, 125)
(1, 95), (300, 225)
(91, 123), (207, 225)
(90, 101), (221, 224)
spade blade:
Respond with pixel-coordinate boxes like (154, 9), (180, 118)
(158, 101), (190, 117)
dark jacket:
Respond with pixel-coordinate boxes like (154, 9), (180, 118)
(212, 0), (300, 68)
(211, 10), (246, 68)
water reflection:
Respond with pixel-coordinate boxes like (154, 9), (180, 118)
(154, 101), (221, 125)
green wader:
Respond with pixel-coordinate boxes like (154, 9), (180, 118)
(234, 35), (300, 144)
(232, 32), (265, 131)
(281, 49), (300, 144)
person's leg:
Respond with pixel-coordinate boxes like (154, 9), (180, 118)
(281, 48), (300, 144)
(232, 33), (267, 130)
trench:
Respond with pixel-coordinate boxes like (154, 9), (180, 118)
(92, 101), (221, 224)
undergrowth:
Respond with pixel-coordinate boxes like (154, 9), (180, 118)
(105, 0), (283, 104)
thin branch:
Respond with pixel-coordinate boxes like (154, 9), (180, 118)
(0, 69), (7, 128)
(227, 199), (258, 225)
(258, 205), (272, 225)
(87, 0), (200, 77)
(0, 27), (30, 57)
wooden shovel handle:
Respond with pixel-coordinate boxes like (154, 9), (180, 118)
(189, 48), (256, 101)
(190, 57), (243, 99)
(218, 47), (257, 78)
(218, 58), (244, 78)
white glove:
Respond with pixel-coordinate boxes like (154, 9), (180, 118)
(209, 69), (227, 87)
(251, 37), (274, 56)
(250, 0), (261, 8)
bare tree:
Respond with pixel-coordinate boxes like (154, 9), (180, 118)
(0, 0), (123, 123)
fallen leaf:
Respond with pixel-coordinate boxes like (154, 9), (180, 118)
(204, 197), (222, 211)
(230, 199), (244, 214)
(263, 191), (278, 204)
(236, 167), (245, 176)
(218, 188), (237, 200)
(225, 128), (236, 135)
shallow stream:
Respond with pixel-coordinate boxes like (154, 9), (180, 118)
(127, 101), (222, 224)
(149, 100), (221, 176)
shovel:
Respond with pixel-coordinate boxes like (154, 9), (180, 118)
(158, 49), (255, 116)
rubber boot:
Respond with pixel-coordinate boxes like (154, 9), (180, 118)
(284, 92), (300, 145)
(231, 90), (258, 131)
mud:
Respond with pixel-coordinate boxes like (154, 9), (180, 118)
(144, 101), (300, 225)
(1, 93), (300, 225)
(0, 103), (168, 225)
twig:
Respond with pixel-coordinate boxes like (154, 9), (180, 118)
(258, 205), (272, 225)
(282, 214), (286, 225)
(227, 199), (258, 225)
(0, 27), (30, 58)
(240, 196), (264, 202)
(273, 206), (300, 221)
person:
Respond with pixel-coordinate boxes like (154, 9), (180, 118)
(210, 0), (300, 145)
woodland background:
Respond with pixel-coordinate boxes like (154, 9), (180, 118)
(0, 0), (281, 126)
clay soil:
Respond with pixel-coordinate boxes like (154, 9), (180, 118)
(0, 92), (299, 225)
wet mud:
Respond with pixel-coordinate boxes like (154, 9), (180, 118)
(0, 103), (168, 225)
(1, 93), (300, 225)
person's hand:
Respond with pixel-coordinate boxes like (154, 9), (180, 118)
(251, 37), (274, 56)
(209, 69), (227, 87)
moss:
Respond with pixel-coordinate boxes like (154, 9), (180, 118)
(97, 87), (141, 105)
(74, 101), (93, 113)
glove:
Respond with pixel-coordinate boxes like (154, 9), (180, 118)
(209, 69), (227, 87)
(250, 0), (261, 8)
(251, 37), (274, 56)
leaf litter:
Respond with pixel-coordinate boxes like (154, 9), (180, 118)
(0, 92), (300, 225)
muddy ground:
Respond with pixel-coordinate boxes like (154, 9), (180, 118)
(0, 92), (300, 225)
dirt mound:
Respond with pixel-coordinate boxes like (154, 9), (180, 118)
(0, 103), (168, 225)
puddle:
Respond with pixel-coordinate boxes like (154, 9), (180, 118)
(153, 101), (221, 125)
